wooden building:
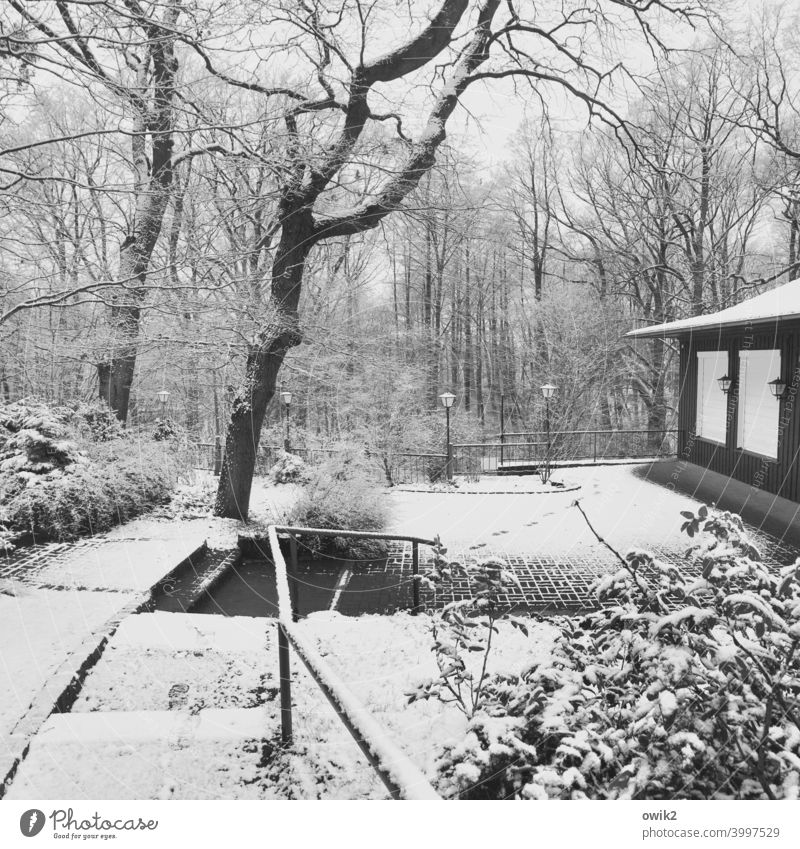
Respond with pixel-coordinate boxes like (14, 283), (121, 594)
(627, 280), (800, 503)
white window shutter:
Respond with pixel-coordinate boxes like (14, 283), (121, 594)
(737, 350), (780, 459)
(696, 351), (728, 443)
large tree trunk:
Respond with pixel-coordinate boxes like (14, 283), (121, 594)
(215, 213), (311, 519)
(97, 342), (137, 422)
(95, 6), (180, 421)
(463, 243), (472, 410)
(647, 335), (668, 452)
(96, 249), (151, 422)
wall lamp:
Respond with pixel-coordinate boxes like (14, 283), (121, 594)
(768, 377), (787, 401)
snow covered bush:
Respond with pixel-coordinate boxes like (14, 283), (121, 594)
(3, 439), (177, 543)
(152, 417), (184, 442)
(269, 451), (310, 484)
(0, 399), (85, 478)
(161, 477), (217, 519)
(287, 453), (388, 558)
(0, 399), (179, 545)
(428, 506), (800, 800)
(65, 400), (124, 442)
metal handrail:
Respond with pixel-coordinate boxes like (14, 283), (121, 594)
(267, 524), (441, 800)
(453, 441), (546, 448)
(496, 428), (678, 437)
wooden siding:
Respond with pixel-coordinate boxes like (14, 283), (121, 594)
(677, 320), (800, 503)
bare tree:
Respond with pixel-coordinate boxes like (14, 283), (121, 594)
(211, 0), (702, 519)
(4, 0), (182, 421)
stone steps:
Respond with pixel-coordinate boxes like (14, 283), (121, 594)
(6, 613), (282, 799)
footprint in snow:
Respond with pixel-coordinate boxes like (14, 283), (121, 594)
(491, 530), (509, 536)
(469, 543), (487, 550)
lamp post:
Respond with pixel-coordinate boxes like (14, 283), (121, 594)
(156, 388), (170, 424)
(500, 392), (505, 468)
(540, 383), (557, 483)
(439, 392), (456, 482)
(280, 390), (292, 451)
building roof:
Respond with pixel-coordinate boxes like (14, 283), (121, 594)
(626, 278), (800, 339)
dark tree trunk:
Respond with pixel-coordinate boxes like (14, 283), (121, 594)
(97, 344), (137, 422)
(215, 212), (311, 519)
(463, 244), (472, 411)
(647, 335), (668, 451)
(475, 290), (484, 425)
(93, 7), (180, 422)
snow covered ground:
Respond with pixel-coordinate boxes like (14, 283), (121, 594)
(297, 611), (559, 786)
(397, 476), (581, 494)
(6, 610), (558, 799)
(6, 613), (387, 799)
(0, 464), (758, 800)
(0, 589), (122, 741)
(388, 465), (705, 556)
(0, 474), (305, 757)
(0, 520), (209, 785)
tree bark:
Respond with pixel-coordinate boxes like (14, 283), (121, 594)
(95, 4), (180, 421)
(215, 211), (312, 519)
(463, 243), (472, 410)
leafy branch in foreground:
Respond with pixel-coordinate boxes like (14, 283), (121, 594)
(408, 536), (528, 718)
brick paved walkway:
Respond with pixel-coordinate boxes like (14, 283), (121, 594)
(1, 539), (139, 591)
(293, 522), (800, 617)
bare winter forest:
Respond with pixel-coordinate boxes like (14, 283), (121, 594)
(2, 0), (800, 518)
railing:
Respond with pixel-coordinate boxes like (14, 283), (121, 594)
(385, 451), (448, 485)
(455, 428), (679, 474)
(267, 524), (441, 800)
(191, 441), (449, 486)
(193, 429), (679, 480)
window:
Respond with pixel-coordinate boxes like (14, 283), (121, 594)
(737, 349), (781, 459)
(696, 350), (728, 444)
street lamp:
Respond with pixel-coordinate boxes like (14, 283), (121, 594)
(717, 374), (732, 394)
(540, 383), (557, 483)
(439, 392), (456, 482)
(500, 392), (506, 468)
(156, 389), (170, 423)
(280, 390), (292, 451)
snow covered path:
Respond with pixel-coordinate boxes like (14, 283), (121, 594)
(387, 465), (790, 559)
(5, 610), (562, 800)
(6, 612), (385, 800)
(0, 521), (215, 792)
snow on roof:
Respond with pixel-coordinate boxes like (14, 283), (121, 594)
(626, 278), (800, 338)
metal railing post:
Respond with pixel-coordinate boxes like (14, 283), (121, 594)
(412, 540), (419, 613)
(500, 393), (505, 468)
(593, 431), (597, 463)
(278, 622), (293, 744)
(289, 533), (300, 622)
(213, 436), (222, 476)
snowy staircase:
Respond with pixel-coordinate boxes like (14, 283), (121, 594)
(6, 611), (388, 799)
(5, 612), (287, 799)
